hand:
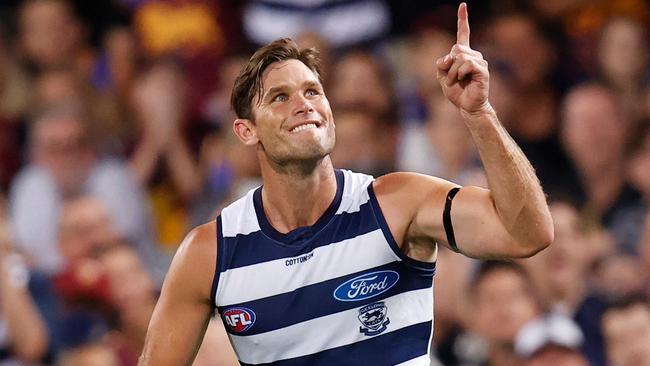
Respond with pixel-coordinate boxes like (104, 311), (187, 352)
(436, 3), (491, 117)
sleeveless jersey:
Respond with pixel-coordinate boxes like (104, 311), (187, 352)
(212, 169), (436, 366)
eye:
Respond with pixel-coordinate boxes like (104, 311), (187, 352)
(273, 93), (288, 102)
(306, 89), (320, 97)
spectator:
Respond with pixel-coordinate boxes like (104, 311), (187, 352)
(0, 21), (31, 191)
(100, 244), (157, 365)
(594, 253), (648, 302)
(0, 201), (49, 364)
(8, 103), (158, 276)
(330, 108), (390, 176)
(329, 50), (396, 121)
(129, 61), (201, 247)
(328, 50), (398, 169)
(18, 0), (94, 75)
(522, 201), (610, 365)
(397, 95), (482, 184)
(602, 296), (650, 366)
(561, 83), (646, 252)
(485, 12), (582, 202)
(597, 17), (649, 124)
(242, 0), (390, 49)
(463, 261), (542, 366)
(398, 28), (453, 125)
(514, 312), (589, 366)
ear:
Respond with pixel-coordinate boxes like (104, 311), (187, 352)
(233, 118), (259, 146)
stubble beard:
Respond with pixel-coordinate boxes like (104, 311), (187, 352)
(261, 132), (336, 177)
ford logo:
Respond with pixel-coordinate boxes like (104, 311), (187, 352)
(333, 270), (400, 302)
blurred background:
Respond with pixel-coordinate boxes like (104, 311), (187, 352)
(0, 0), (648, 365)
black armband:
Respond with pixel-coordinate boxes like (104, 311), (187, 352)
(443, 187), (461, 253)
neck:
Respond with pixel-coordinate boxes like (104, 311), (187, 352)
(259, 155), (337, 233)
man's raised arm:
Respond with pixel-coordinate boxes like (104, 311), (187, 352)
(434, 2), (553, 257)
(375, 3), (552, 260)
(139, 223), (218, 365)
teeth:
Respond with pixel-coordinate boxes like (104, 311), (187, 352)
(291, 123), (317, 133)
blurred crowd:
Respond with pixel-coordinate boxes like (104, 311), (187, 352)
(0, 0), (648, 365)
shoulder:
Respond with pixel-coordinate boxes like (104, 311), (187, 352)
(166, 221), (218, 302)
(373, 172), (454, 200)
(370, 172), (457, 246)
(10, 165), (52, 190)
(176, 222), (218, 268)
(9, 166), (57, 205)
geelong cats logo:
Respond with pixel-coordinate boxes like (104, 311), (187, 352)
(333, 270), (399, 302)
(358, 302), (390, 336)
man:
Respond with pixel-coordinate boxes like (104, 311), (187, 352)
(9, 104), (159, 277)
(139, 3), (553, 365)
(467, 261), (542, 366)
(602, 296), (650, 366)
(515, 312), (589, 366)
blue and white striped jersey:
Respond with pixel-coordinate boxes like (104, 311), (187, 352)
(212, 169), (436, 365)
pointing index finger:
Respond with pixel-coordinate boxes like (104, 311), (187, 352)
(457, 2), (470, 47)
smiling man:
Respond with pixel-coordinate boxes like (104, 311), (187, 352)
(139, 3), (553, 365)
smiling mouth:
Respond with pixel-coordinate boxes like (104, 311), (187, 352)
(290, 123), (319, 133)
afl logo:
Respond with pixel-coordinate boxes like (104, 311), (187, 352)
(333, 270), (399, 302)
(223, 307), (256, 333)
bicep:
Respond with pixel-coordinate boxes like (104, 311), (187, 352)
(414, 184), (523, 259)
(140, 227), (217, 365)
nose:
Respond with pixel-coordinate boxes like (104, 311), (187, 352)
(293, 94), (314, 116)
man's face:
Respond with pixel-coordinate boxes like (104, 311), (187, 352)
(603, 304), (650, 366)
(473, 269), (540, 343)
(32, 117), (92, 193)
(247, 59), (335, 167)
(562, 88), (626, 174)
(20, 0), (80, 68)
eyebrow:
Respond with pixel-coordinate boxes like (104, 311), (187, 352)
(262, 80), (323, 101)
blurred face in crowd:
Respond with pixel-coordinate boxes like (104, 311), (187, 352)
(240, 59), (336, 169)
(329, 52), (392, 117)
(562, 85), (627, 175)
(598, 18), (647, 85)
(490, 14), (554, 87)
(596, 254), (647, 300)
(101, 245), (155, 308)
(427, 97), (474, 170)
(526, 345), (589, 366)
(19, 0), (82, 68)
(472, 268), (540, 344)
(329, 110), (376, 172)
(58, 197), (119, 263)
(31, 114), (94, 194)
(603, 303), (650, 366)
(36, 68), (83, 106)
(523, 202), (588, 303)
(410, 30), (453, 98)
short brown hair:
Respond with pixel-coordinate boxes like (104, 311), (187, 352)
(230, 38), (323, 120)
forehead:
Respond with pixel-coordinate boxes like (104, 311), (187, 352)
(261, 59), (320, 91)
